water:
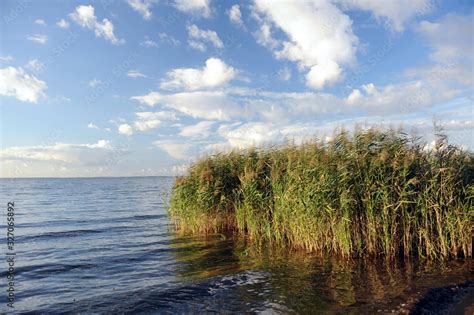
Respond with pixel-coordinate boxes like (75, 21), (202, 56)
(0, 177), (471, 314)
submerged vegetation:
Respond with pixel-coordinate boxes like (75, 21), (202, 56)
(168, 127), (473, 260)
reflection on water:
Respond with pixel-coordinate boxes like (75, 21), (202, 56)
(0, 177), (471, 314)
(170, 234), (472, 314)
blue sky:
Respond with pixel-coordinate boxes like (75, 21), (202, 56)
(0, 0), (473, 177)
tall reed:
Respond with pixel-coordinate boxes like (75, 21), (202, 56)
(168, 128), (473, 259)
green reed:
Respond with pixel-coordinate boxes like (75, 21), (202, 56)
(168, 128), (473, 259)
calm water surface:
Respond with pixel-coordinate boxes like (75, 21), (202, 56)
(0, 177), (471, 314)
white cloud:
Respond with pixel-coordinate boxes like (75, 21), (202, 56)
(305, 60), (342, 89)
(69, 5), (124, 44)
(221, 122), (283, 149)
(48, 95), (71, 104)
(346, 88), (361, 105)
(118, 124), (134, 136)
(87, 122), (99, 129)
(57, 18), (70, 29)
(27, 34), (48, 44)
(0, 139), (132, 177)
(0, 140), (114, 166)
(344, 80), (460, 113)
(216, 115), (474, 152)
(158, 33), (181, 46)
(127, 70), (147, 78)
(0, 56), (13, 62)
(88, 79), (102, 88)
(134, 111), (178, 131)
(160, 58), (236, 90)
(278, 66), (291, 81)
(112, 111), (178, 136)
(254, 23), (278, 48)
(187, 24), (223, 51)
(140, 36), (158, 47)
(417, 12), (473, 64)
(153, 140), (195, 160)
(335, 0), (433, 32)
(406, 13), (474, 91)
(25, 59), (45, 73)
(179, 121), (215, 137)
(174, 0), (211, 18)
(131, 91), (241, 121)
(0, 66), (47, 103)
(252, 0), (358, 90)
(405, 63), (473, 89)
(34, 19), (46, 26)
(170, 163), (190, 175)
(133, 71), (463, 123)
(228, 4), (244, 28)
(127, 0), (155, 20)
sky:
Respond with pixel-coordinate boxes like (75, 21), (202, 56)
(0, 0), (473, 178)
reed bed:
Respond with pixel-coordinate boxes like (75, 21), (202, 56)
(168, 127), (473, 259)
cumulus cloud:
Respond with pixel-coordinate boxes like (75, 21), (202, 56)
(0, 139), (133, 177)
(127, 70), (147, 78)
(406, 13), (474, 90)
(158, 33), (181, 46)
(179, 121), (215, 138)
(153, 140), (195, 160)
(87, 122), (99, 129)
(160, 58), (236, 90)
(112, 111), (178, 137)
(223, 122), (283, 149)
(140, 36), (158, 48)
(34, 19), (46, 26)
(345, 80), (460, 113)
(417, 12), (473, 64)
(334, 0), (435, 32)
(25, 59), (45, 73)
(335, 0), (433, 32)
(174, 0), (211, 17)
(278, 67), (291, 81)
(118, 123), (134, 136)
(131, 91), (241, 121)
(57, 18), (70, 28)
(133, 73), (463, 123)
(305, 60), (342, 89)
(0, 140), (114, 165)
(187, 24), (223, 51)
(170, 163), (190, 175)
(0, 56), (13, 62)
(0, 66), (47, 103)
(215, 114), (474, 153)
(228, 4), (244, 28)
(88, 79), (102, 88)
(69, 5), (124, 44)
(133, 111), (178, 132)
(252, 0), (358, 90)
(27, 34), (48, 44)
(127, 0), (155, 20)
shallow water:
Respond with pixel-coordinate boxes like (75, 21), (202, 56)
(0, 177), (471, 314)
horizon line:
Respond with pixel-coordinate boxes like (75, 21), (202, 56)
(0, 175), (177, 180)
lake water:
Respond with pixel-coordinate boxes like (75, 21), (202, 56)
(0, 177), (471, 314)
